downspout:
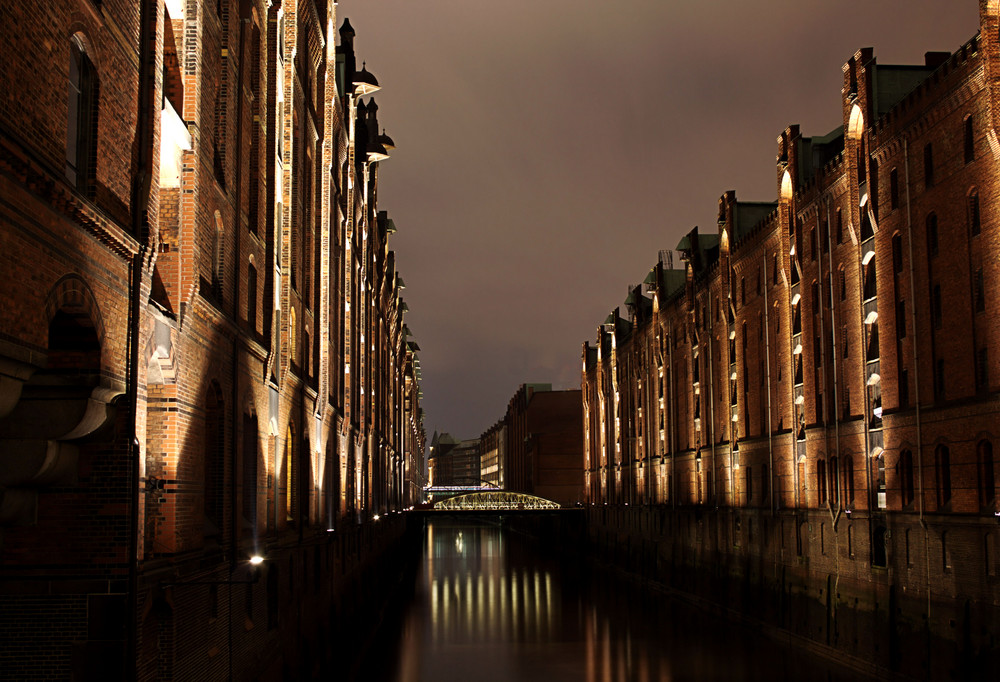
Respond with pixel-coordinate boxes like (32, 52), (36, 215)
(127, 0), (155, 678)
(903, 139), (930, 622)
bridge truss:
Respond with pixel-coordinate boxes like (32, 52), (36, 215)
(434, 491), (560, 511)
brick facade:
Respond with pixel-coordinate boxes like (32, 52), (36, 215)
(0, 1), (424, 678)
(478, 384), (584, 505)
(582, 1), (1000, 674)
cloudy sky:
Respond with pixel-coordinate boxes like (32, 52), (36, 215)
(338, 0), (980, 441)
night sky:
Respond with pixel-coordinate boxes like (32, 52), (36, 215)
(338, 0), (979, 442)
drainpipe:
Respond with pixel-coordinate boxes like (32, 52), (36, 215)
(126, 0), (155, 679)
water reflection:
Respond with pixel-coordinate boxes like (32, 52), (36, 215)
(427, 523), (556, 646)
(364, 518), (869, 682)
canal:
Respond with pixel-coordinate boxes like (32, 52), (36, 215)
(354, 516), (872, 681)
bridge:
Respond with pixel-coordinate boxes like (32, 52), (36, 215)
(433, 491), (560, 511)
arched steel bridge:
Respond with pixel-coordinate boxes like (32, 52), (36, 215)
(434, 491), (560, 511)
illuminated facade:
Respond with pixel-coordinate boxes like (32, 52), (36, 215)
(583, 3), (1000, 674)
(0, 1), (423, 678)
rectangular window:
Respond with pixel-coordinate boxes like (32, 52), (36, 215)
(899, 368), (909, 408)
(892, 234), (903, 274)
(810, 229), (817, 262)
(924, 143), (934, 188)
(936, 446), (952, 508)
(896, 299), (906, 338)
(935, 358), (946, 401)
(836, 209), (843, 244)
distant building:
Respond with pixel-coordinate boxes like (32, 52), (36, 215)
(480, 384), (584, 506)
(427, 432), (480, 486)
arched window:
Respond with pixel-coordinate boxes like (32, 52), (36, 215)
(213, 211), (224, 298)
(968, 189), (981, 236)
(843, 454), (855, 506)
(285, 423), (295, 521)
(935, 444), (951, 509)
(964, 115), (975, 164)
(299, 437), (311, 526)
(829, 456), (839, 507)
(978, 440), (995, 510)
(66, 36), (99, 195)
(247, 260), (258, 333)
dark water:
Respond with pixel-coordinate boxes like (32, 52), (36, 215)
(358, 518), (871, 682)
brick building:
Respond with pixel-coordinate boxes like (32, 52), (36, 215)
(426, 432), (480, 487)
(583, 2), (1000, 675)
(0, 1), (423, 679)
(479, 384), (584, 506)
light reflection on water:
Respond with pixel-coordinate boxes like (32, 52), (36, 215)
(365, 519), (869, 682)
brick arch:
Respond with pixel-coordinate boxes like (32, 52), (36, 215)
(66, 26), (101, 71)
(45, 274), (106, 347)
